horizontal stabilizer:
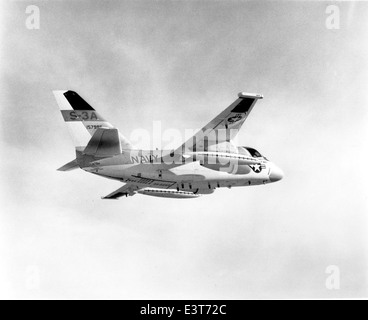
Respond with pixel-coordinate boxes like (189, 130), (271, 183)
(58, 159), (79, 171)
(84, 128), (122, 157)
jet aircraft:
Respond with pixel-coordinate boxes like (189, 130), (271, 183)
(54, 91), (283, 199)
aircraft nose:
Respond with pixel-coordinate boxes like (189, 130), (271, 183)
(269, 165), (284, 182)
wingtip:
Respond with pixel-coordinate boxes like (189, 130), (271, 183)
(53, 90), (68, 95)
(238, 92), (264, 99)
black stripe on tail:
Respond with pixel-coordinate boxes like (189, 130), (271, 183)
(64, 91), (95, 111)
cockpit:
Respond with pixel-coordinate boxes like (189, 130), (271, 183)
(238, 147), (268, 160)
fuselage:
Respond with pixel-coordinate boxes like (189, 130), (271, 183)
(80, 148), (284, 195)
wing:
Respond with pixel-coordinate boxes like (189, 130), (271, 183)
(176, 92), (263, 153)
(102, 184), (142, 199)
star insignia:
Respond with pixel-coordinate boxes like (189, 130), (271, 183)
(250, 164), (262, 173)
(228, 114), (243, 124)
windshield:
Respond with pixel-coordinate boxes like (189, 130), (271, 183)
(237, 147), (268, 160)
(244, 147), (263, 158)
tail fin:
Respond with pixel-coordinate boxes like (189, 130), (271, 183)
(53, 90), (133, 150)
(84, 128), (122, 157)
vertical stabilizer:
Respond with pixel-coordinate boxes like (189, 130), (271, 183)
(53, 90), (133, 150)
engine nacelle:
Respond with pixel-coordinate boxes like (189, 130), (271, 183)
(200, 162), (252, 175)
(138, 188), (202, 199)
(185, 152), (259, 166)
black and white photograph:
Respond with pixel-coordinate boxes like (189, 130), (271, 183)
(0, 0), (367, 303)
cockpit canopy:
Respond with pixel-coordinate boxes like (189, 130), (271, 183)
(238, 147), (266, 159)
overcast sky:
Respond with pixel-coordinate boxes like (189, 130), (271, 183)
(0, 0), (367, 299)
